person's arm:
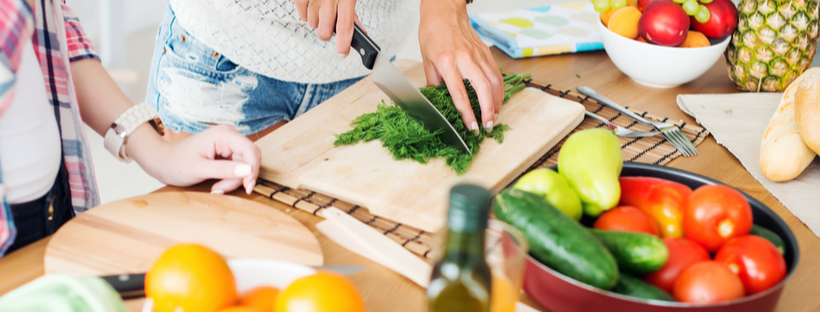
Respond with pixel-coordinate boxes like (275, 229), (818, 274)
(292, 0), (503, 134)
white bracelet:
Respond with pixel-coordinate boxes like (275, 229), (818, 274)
(103, 103), (165, 163)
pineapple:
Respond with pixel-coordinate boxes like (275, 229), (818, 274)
(726, 0), (819, 92)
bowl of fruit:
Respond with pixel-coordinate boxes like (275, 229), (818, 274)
(595, 0), (738, 88)
(493, 129), (797, 312)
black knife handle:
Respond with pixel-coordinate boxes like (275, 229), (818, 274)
(350, 23), (380, 70)
(101, 273), (146, 299)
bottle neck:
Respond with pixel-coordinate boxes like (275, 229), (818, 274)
(441, 228), (486, 262)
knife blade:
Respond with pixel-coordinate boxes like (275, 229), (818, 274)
(100, 264), (365, 299)
(349, 24), (471, 155)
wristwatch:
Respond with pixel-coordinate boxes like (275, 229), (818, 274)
(104, 103), (165, 163)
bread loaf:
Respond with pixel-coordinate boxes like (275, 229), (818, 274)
(760, 68), (819, 182)
(795, 72), (820, 155)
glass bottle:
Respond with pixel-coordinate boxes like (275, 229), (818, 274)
(428, 184), (492, 312)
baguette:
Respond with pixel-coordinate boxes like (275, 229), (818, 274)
(759, 68), (819, 182)
(795, 72), (820, 155)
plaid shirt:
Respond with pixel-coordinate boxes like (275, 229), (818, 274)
(0, 0), (100, 255)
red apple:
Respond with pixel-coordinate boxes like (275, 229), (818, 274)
(690, 0), (738, 39)
(638, 0), (690, 46)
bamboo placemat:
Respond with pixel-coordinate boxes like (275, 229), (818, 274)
(252, 79), (710, 259)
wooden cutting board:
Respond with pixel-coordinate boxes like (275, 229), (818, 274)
(257, 60), (584, 231)
(44, 192), (323, 276)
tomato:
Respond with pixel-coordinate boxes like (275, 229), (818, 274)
(683, 185), (753, 252)
(593, 206), (660, 235)
(673, 261), (745, 303)
(714, 235), (787, 295)
(642, 237), (710, 292)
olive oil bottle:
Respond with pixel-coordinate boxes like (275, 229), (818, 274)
(428, 184), (492, 312)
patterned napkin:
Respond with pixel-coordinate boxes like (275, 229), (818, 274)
(469, 1), (604, 59)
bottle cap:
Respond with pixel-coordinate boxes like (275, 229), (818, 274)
(447, 184), (491, 232)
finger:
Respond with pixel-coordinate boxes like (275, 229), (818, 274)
(478, 49), (504, 116)
(353, 14), (367, 33)
(459, 60), (496, 133)
(317, 1), (337, 41)
(307, 0), (321, 28)
(293, 0), (309, 22)
(335, 0), (355, 56)
(192, 160), (254, 181)
(423, 59), (443, 87)
(437, 58), (478, 133)
(211, 179), (243, 195)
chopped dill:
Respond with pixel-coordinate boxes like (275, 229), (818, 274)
(334, 73), (530, 174)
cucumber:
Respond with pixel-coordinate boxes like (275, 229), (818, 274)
(750, 224), (786, 255)
(612, 273), (676, 301)
(493, 189), (619, 290)
(590, 229), (668, 275)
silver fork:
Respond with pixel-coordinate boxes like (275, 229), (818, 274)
(577, 86), (699, 157)
(584, 111), (661, 138)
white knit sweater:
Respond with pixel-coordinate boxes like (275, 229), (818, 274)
(169, 0), (419, 84)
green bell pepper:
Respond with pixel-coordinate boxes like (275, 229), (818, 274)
(513, 168), (583, 220)
(557, 128), (623, 217)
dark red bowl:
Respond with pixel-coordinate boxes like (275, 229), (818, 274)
(522, 162), (799, 312)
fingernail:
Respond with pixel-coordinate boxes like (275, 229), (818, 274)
(234, 164), (252, 177)
(470, 122), (478, 131)
(247, 180), (256, 195)
(494, 114), (498, 120)
(485, 121), (493, 133)
(339, 53), (347, 59)
(211, 189), (225, 195)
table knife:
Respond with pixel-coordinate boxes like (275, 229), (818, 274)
(348, 24), (471, 155)
(100, 264), (365, 299)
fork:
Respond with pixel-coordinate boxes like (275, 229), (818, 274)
(577, 86), (699, 156)
(584, 111), (661, 138)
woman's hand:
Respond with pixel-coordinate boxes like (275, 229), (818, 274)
(130, 125), (262, 195)
(419, 0), (503, 133)
(291, 0), (364, 58)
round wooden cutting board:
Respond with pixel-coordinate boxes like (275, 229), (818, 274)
(44, 192), (323, 276)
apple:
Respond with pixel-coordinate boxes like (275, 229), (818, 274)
(690, 0), (738, 39)
(638, 0), (690, 46)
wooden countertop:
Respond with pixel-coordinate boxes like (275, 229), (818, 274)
(1, 49), (819, 312)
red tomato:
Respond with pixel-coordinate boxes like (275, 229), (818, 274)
(683, 185), (753, 252)
(593, 206), (660, 236)
(642, 237), (710, 292)
(714, 235), (787, 295)
(673, 261), (745, 303)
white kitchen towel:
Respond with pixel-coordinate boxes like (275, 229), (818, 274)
(677, 93), (820, 239)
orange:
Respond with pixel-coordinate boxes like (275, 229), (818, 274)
(275, 271), (364, 312)
(218, 307), (264, 312)
(600, 0), (638, 27)
(239, 286), (279, 312)
(678, 31), (711, 48)
(145, 243), (237, 312)
(607, 7), (642, 39)
(636, 36), (648, 43)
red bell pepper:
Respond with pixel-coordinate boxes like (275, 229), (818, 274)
(619, 177), (693, 238)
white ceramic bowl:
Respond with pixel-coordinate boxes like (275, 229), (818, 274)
(142, 259), (315, 312)
(598, 17), (731, 88)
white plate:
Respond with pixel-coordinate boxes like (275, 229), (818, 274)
(142, 259), (315, 312)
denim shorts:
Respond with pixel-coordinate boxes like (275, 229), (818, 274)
(144, 5), (365, 135)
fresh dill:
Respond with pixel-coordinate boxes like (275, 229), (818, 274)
(334, 73), (531, 174)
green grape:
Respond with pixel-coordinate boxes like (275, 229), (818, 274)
(700, 0), (714, 3)
(611, 0), (627, 10)
(673, 0), (686, 4)
(683, 0), (700, 15)
(695, 5), (711, 23)
(593, 0), (610, 12)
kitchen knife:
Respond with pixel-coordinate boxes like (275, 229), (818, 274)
(100, 264), (365, 299)
(348, 24), (472, 155)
